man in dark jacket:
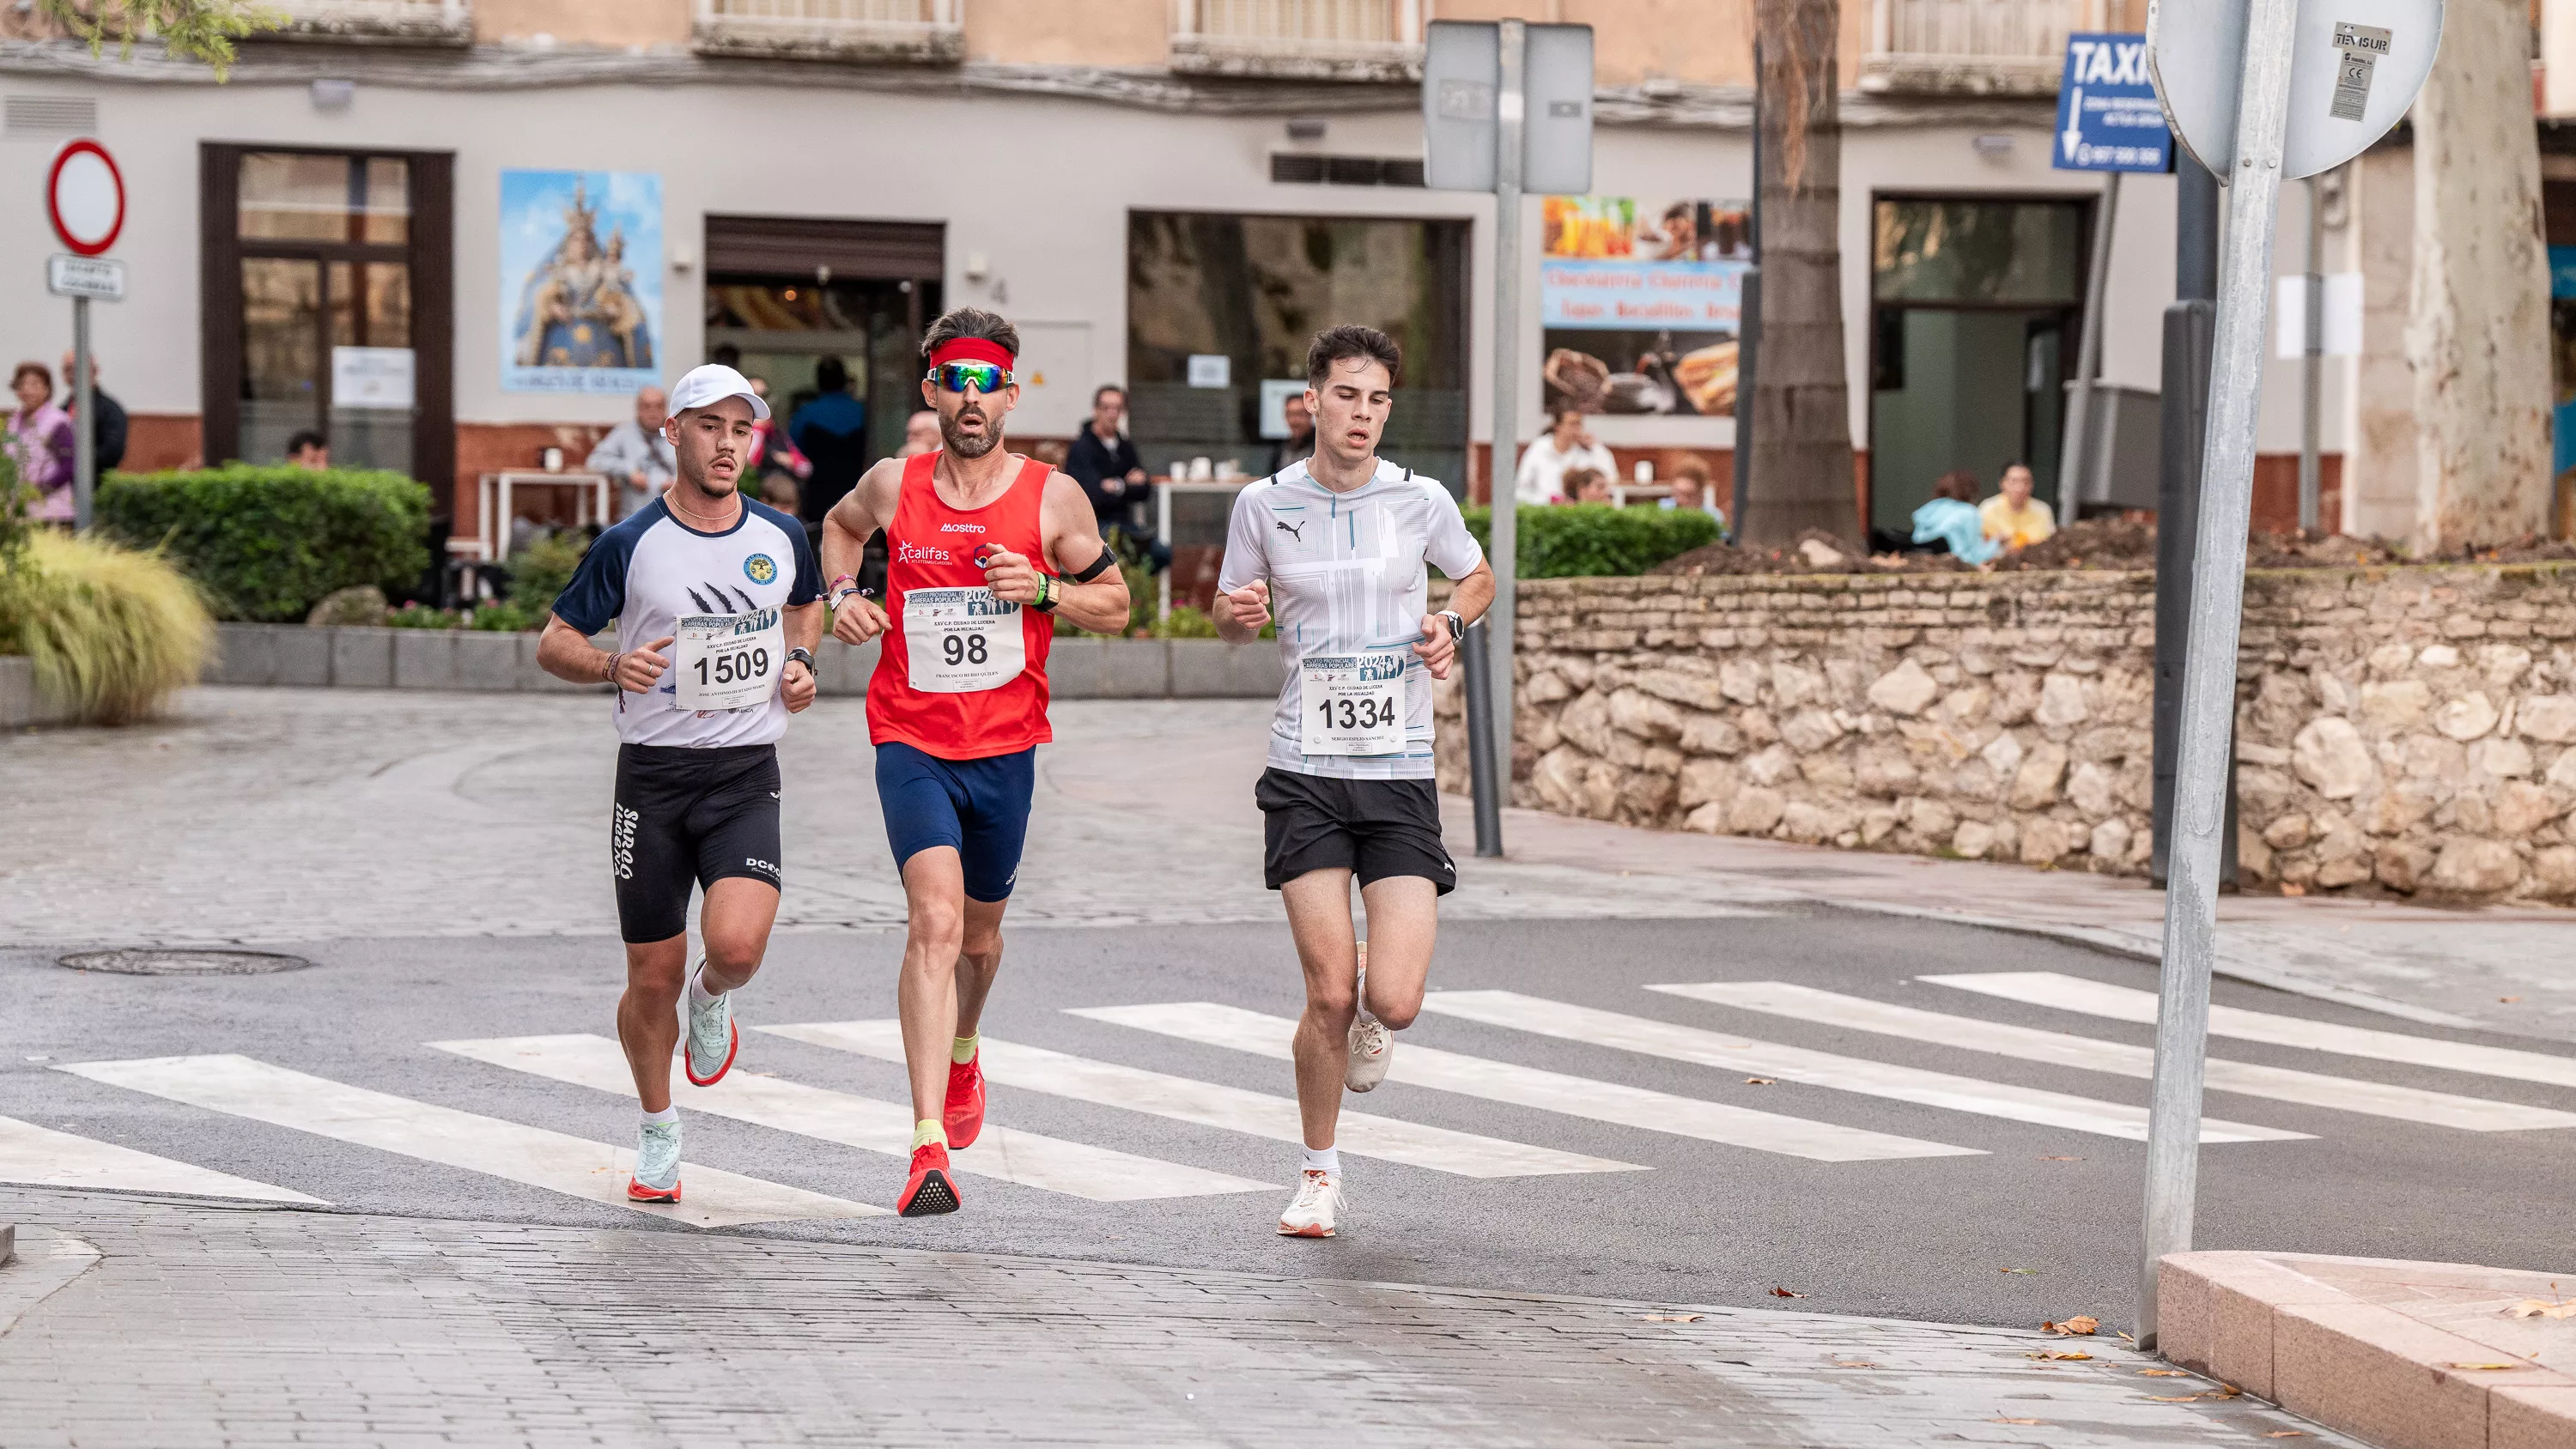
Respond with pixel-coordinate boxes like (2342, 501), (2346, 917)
(59, 349), (126, 471)
(1064, 384), (1165, 572)
(787, 355), (869, 528)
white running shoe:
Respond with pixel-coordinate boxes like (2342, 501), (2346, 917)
(1277, 1168), (1343, 1237)
(683, 963), (738, 1088)
(1346, 1010), (1393, 1093)
(629, 1118), (682, 1202)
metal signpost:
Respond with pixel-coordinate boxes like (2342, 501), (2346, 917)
(44, 138), (126, 533)
(1425, 20), (1594, 858)
(2137, 0), (2441, 1349)
(2050, 33), (2172, 510)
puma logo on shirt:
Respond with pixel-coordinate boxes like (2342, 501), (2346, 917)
(1276, 518), (1307, 542)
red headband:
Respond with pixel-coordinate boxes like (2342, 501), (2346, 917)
(929, 337), (1015, 371)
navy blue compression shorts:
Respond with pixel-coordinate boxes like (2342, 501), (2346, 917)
(875, 740), (1036, 904)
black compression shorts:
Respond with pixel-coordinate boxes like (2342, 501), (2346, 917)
(611, 743), (782, 943)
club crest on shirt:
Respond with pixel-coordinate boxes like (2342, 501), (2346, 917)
(743, 553), (779, 585)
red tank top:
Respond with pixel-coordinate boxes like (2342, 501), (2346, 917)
(866, 450), (1055, 760)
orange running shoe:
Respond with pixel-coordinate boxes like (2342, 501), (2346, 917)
(945, 1054), (986, 1149)
(898, 1142), (961, 1217)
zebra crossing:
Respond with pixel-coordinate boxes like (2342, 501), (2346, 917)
(9, 970), (2573, 1227)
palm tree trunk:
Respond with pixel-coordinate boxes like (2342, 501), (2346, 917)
(1741, 0), (1856, 545)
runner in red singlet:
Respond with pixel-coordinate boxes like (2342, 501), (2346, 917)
(821, 307), (1130, 1216)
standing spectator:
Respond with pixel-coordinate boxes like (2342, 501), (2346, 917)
(8, 361), (74, 521)
(1979, 461), (2057, 551)
(1065, 384), (1168, 573)
(1514, 409), (1617, 505)
(58, 349), (126, 473)
(899, 408), (940, 458)
(1562, 465), (1612, 505)
(1914, 470), (2001, 565)
(1265, 391), (1315, 475)
(787, 355), (868, 527)
(585, 383), (674, 518)
(744, 376), (811, 511)
(284, 430), (331, 470)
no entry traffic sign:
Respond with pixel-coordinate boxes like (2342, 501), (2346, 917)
(46, 139), (125, 256)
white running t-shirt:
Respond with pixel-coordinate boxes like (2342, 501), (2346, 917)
(1216, 460), (1485, 781)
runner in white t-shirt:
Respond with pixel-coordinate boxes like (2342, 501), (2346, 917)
(536, 362), (826, 1205)
(1213, 324), (1496, 1239)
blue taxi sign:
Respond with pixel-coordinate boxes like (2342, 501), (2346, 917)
(2053, 33), (2172, 173)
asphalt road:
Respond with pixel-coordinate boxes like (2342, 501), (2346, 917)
(9, 906), (2569, 1334)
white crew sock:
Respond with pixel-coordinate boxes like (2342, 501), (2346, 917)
(686, 961), (723, 1007)
(641, 1105), (678, 1127)
(1301, 1145), (1340, 1177)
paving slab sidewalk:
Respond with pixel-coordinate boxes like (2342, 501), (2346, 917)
(0, 1191), (2350, 1449)
(2160, 1250), (2576, 1449)
(1455, 796), (2576, 1046)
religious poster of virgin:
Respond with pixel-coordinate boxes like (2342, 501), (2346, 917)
(500, 169), (662, 395)
(1540, 196), (1750, 417)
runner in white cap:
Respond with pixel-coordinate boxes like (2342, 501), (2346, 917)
(535, 361), (826, 1204)
(1212, 325), (1494, 1239)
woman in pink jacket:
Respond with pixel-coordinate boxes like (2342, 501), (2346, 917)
(8, 361), (76, 523)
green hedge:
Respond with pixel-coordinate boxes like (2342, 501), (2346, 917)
(95, 467), (432, 622)
(1462, 504), (1722, 579)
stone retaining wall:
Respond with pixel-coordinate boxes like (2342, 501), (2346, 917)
(1433, 565), (2576, 903)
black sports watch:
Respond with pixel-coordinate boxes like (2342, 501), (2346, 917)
(786, 646), (816, 673)
(1439, 609), (1465, 641)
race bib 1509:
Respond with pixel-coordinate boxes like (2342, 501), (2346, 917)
(674, 607), (783, 712)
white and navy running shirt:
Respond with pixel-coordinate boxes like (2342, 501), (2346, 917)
(551, 497), (822, 748)
(1217, 459), (1485, 781)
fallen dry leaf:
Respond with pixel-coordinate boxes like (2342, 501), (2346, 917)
(2446, 1361), (2530, 1372)
(1991, 1418), (2048, 1427)
(2000, 1267), (2040, 1275)
(2500, 997), (2522, 1003)
(1829, 1359), (1878, 1368)
(2505, 1298), (2576, 1320)
(2147, 1395), (2202, 1403)
(2138, 1369), (2190, 1377)
(2279, 882), (2306, 897)
(1642, 1314), (1704, 1323)
(1744, 1076), (1777, 1086)
(2042, 1315), (2101, 1336)
(2264, 1432), (2310, 1439)
(1768, 1287), (1807, 1299)
(2026, 1350), (2093, 1361)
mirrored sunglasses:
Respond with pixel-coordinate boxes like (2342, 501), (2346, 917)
(928, 361), (1012, 394)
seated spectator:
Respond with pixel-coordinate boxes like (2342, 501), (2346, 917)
(901, 408), (940, 458)
(1516, 409), (1617, 505)
(1660, 457), (1728, 535)
(1912, 470), (2000, 565)
(1563, 466), (1612, 505)
(584, 385), (672, 518)
(285, 429), (331, 470)
(1980, 461), (2057, 550)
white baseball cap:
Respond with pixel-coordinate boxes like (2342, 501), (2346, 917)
(665, 362), (770, 421)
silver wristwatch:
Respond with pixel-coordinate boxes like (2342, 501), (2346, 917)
(1439, 609), (1465, 641)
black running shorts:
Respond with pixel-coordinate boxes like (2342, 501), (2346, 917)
(1255, 768), (1455, 894)
(611, 743), (783, 943)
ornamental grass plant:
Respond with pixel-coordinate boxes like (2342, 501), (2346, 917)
(7, 529), (215, 725)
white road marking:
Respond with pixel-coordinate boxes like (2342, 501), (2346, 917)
(0, 1112), (326, 1203)
(1923, 972), (2576, 1090)
(433, 1034), (1276, 1202)
(1071, 1002), (1988, 1161)
(1411, 991), (2310, 1145)
(758, 1021), (1642, 1178)
(1657, 982), (2576, 1133)
(58, 1054), (884, 1227)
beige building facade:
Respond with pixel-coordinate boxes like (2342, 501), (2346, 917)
(0, 0), (2507, 553)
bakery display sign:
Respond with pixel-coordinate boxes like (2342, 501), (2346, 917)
(1539, 195), (1751, 418)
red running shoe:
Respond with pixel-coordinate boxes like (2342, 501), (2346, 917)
(898, 1142), (961, 1217)
(945, 1054), (986, 1149)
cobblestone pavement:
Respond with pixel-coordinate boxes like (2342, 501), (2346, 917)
(0, 689), (1777, 949)
(0, 1193), (2349, 1449)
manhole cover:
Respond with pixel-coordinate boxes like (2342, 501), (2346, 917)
(58, 949), (314, 977)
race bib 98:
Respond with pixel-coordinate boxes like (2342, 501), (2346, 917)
(1299, 652), (1406, 755)
(903, 586), (1026, 694)
(674, 608), (782, 712)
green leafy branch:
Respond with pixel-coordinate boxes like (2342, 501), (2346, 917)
(36, 0), (285, 79)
